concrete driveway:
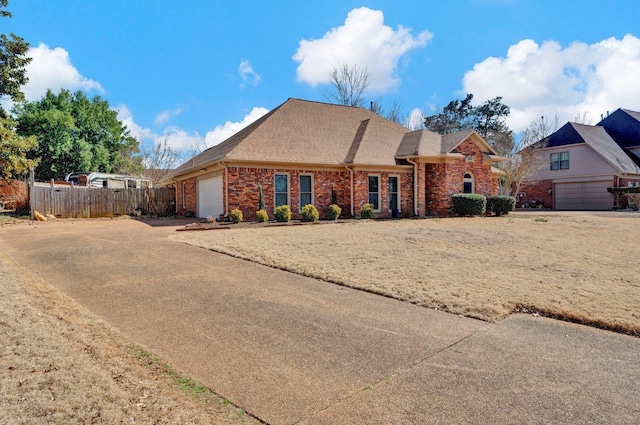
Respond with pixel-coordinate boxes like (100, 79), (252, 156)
(1, 218), (638, 424)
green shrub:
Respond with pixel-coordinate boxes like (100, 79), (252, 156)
(301, 204), (319, 222)
(360, 203), (375, 219)
(255, 209), (268, 222)
(327, 204), (341, 220)
(451, 194), (486, 216)
(229, 208), (243, 223)
(486, 195), (516, 216)
(274, 205), (291, 222)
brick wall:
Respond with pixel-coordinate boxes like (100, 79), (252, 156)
(617, 177), (640, 208)
(352, 170), (414, 218)
(175, 177), (197, 215)
(424, 139), (495, 216)
(517, 179), (553, 208)
(227, 167), (351, 220)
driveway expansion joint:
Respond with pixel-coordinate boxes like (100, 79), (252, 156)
(294, 324), (491, 424)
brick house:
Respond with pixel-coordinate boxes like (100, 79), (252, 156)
(170, 98), (504, 219)
(520, 108), (640, 210)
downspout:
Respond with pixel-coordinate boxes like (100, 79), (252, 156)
(405, 157), (419, 217)
(345, 165), (355, 217)
(217, 161), (228, 217)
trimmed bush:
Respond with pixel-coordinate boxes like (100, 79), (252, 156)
(229, 208), (243, 223)
(486, 195), (516, 216)
(360, 203), (375, 219)
(327, 204), (342, 220)
(274, 205), (291, 222)
(451, 194), (486, 216)
(301, 204), (319, 222)
(255, 209), (268, 222)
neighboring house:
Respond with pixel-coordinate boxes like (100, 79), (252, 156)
(520, 108), (640, 210)
(170, 98), (504, 219)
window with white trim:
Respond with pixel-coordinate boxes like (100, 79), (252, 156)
(550, 152), (569, 170)
(274, 173), (289, 208)
(388, 176), (400, 211)
(463, 173), (474, 194)
(299, 174), (313, 210)
(368, 175), (380, 211)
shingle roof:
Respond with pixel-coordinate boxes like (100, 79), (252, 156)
(172, 98), (496, 177)
(571, 123), (640, 174)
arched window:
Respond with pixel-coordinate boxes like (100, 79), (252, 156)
(463, 173), (474, 193)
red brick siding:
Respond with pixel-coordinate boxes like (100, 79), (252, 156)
(619, 177), (640, 187)
(414, 163), (426, 217)
(352, 171), (414, 218)
(424, 139), (495, 216)
(227, 167), (351, 220)
(175, 177), (197, 215)
(517, 179), (553, 208)
(617, 177), (640, 208)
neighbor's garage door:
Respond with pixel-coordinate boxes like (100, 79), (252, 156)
(554, 180), (612, 210)
(197, 175), (223, 219)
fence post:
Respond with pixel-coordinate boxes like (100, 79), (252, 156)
(29, 168), (35, 220)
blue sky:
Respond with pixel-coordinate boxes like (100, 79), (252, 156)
(4, 0), (640, 155)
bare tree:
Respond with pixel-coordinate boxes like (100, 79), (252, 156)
(573, 111), (592, 125)
(384, 98), (405, 125)
(141, 138), (182, 186)
(369, 97), (406, 125)
(323, 64), (370, 107)
(497, 115), (559, 197)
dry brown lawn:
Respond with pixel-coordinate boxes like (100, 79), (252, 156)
(173, 212), (640, 335)
(0, 249), (260, 425)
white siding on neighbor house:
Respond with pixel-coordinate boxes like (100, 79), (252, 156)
(629, 147), (640, 157)
(531, 144), (617, 181)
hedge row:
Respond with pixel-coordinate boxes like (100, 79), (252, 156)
(452, 194), (515, 216)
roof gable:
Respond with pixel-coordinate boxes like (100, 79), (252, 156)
(396, 129), (499, 158)
(597, 108), (640, 149)
(543, 122), (640, 175)
(540, 122), (585, 148)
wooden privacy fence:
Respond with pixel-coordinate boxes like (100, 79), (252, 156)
(31, 183), (175, 218)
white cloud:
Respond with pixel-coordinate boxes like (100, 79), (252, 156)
(462, 34), (640, 131)
(156, 127), (206, 153)
(406, 108), (425, 130)
(23, 43), (103, 101)
(154, 107), (182, 126)
(204, 107), (269, 147)
(115, 104), (152, 140)
(117, 103), (269, 158)
(293, 7), (432, 92)
(238, 59), (262, 87)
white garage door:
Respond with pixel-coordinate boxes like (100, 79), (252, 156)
(197, 175), (223, 219)
(554, 180), (613, 210)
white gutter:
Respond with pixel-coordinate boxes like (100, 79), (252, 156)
(405, 157), (419, 216)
